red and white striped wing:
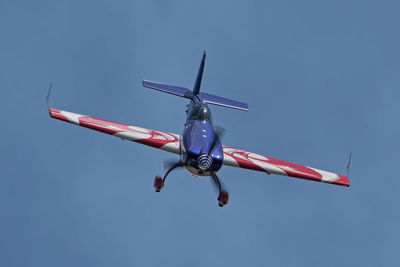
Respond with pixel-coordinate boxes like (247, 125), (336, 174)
(49, 108), (180, 154)
(223, 146), (350, 187)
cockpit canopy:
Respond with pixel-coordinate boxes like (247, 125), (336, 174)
(189, 103), (212, 121)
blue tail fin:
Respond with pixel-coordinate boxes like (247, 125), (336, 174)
(142, 51), (248, 111)
(193, 50), (206, 96)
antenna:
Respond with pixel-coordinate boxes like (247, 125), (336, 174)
(45, 82), (53, 110)
(346, 153), (352, 178)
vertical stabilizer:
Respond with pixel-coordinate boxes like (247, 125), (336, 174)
(193, 51), (206, 96)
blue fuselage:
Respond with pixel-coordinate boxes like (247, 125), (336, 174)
(181, 97), (223, 177)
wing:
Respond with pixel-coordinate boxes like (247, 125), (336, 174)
(49, 108), (181, 154)
(223, 146), (350, 187)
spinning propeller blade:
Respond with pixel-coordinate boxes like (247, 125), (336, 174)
(207, 125), (226, 155)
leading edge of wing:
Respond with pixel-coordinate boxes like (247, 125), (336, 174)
(49, 108), (181, 155)
(222, 146), (350, 187)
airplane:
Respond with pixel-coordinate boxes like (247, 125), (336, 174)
(46, 51), (350, 207)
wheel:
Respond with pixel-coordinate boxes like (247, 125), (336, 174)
(218, 191), (229, 207)
(154, 176), (164, 192)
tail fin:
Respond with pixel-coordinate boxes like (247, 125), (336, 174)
(193, 51), (206, 96)
(142, 51), (248, 111)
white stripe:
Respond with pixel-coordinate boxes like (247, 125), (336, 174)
(60, 110), (83, 125)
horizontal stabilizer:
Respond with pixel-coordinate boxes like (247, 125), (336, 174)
(199, 92), (248, 111)
(143, 80), (193, 99)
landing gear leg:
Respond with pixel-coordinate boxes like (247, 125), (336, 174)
(212, 174), (229, 207)
(154, 162), (183, 192)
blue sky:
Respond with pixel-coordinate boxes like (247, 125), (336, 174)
(1, 0), (399, 266)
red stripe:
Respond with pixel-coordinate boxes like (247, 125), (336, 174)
(49, 108), (68, 122)
(332, 175), (350, 187)
(223, 146), (350, 187)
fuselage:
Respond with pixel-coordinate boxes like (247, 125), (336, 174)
(181, 96), (223, 177)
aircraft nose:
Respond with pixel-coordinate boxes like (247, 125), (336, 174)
(197, 154), (213, 170)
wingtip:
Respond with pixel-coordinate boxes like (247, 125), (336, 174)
(332, 174), (350, 187)
(202, 50), (206, 60)
(331, 153), (352, 187)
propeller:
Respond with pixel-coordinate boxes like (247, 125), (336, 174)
(164, 125), (226, 172)
(214, 125), (226, 140)
(206, 125), (226, 155)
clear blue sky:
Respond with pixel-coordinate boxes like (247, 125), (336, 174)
(1, 0), (399, 266)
